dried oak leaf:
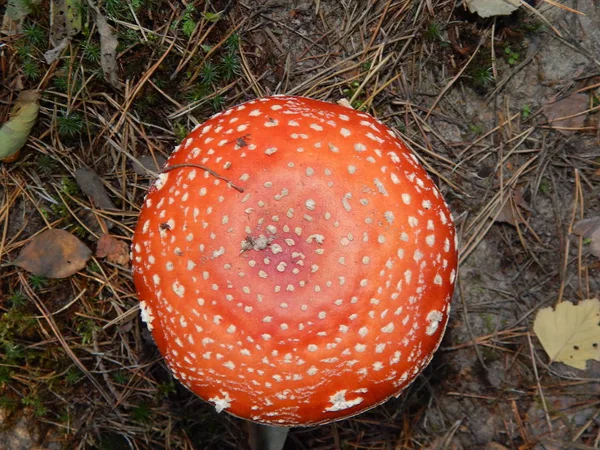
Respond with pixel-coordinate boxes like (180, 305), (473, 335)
(543, 93), (589, 136)
(533, 299), (600, 370)
(572, 217), (600, 258)
(14, 229), (92, 278)
(96, 234), (129, 265)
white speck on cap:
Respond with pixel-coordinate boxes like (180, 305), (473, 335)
(426, 310), (444, 336)
(324, 390), (363, 412)
(209, 391), (232, 413)
(154, 173), (169, 191)
(139, 301), (155, 330)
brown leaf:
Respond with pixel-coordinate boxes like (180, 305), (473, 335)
(74, 167), (116, 210)
(86, 0), (119, 88)
(96, 234), (130, 265)
(572, 217), (600, 258)
(132, 154), (167, 176)
(543, 93), (589, 135)
(494, 189), (528, 226)
(14, 229), (92, 278)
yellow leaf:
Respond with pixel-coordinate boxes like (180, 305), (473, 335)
(0, 90), (41, 160)
(533, 299), (600, 370)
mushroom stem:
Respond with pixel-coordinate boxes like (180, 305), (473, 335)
(247, 422), (290, 450)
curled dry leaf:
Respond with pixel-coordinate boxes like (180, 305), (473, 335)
(465, 0), (520, 18)
(572, 217), (600, 258)
(96, 234), (130, 266)
(14, 229), (92, 278)
(0, 90), (41, 161)
(86, 0), (119, 87)
(543, 93), (589, 136)
(74, 167), (116, 210)
(533, 299), (600, 370)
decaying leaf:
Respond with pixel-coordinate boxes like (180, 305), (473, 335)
(0, 90), (41, 160)
(14, 229), (92, 278)
(543, 93), (589, 136)
(44, 35), (69, 64)
(86, 0), (119, 87)
(494, 189), (528, 226)
(44, 0), (82, 63)
(2, 0), (41, 35)
(465, 0), (520, 18)
(74, 167), (117, 210)
(96, 234), (130, 265)
(132, 154), (167, 176)
(572, 217), (600, 258)
(533, 299), (600, 370)
(50, 0), (82, 45)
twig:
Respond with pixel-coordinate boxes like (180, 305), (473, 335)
(161, 163), (245, 193)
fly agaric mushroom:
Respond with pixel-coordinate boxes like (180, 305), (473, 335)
(131, 96), (457, 426)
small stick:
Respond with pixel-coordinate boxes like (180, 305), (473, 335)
(161, 163), (245, 193)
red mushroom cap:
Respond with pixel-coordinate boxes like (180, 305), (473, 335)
(131, 96), (458, 426)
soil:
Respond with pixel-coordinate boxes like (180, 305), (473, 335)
(0, 1), (599, 449)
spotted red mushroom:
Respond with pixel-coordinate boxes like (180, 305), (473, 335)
(131, 96), (458, 426)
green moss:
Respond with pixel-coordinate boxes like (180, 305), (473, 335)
(29, 274), (49, 291)
(57, 112), (85, 138)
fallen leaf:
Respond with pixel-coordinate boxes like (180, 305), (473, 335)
(86, 0), (119, 87)
(14, 229), (92, 278)
(494, 189), (528, 226)
(533, 299), (600, 370)
(44, 36), (69, 64)
(74, 168), (117, 210)
(2, 0), (41, 35)
(572, 217), (600, 258)
(50, 0), (82, 45)
(132, 154), (167, 176)
(96, 234), (130, 265)
(0, 90), (41, 160)
(203, 12), (221, 22)
(465, 0), (520, 18)
(543, 93), (589, 135)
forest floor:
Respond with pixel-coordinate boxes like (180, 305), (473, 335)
(0, 1), (599, 449)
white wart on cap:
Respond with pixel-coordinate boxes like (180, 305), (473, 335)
(131, 96), (458, 426)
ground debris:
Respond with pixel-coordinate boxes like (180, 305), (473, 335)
(0, 90), (41, 161)
(13, 229), (92, 278)
(494, 188), (528, 226)
(74, 167), (116, 211)
(542, 93), (589, 136)
(132, 154), (167, 176)
(572, 217), (600, 258)
(96, 234), (130, 266)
